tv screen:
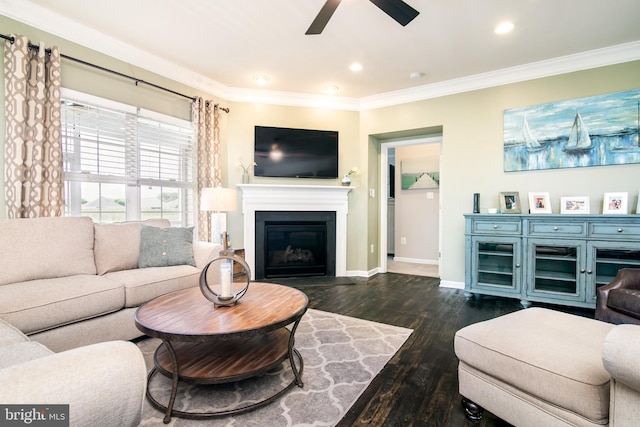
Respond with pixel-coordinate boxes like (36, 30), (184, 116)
(254, 126), (338, 179)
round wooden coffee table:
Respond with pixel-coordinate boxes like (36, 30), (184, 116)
(135, 282), (308, 423)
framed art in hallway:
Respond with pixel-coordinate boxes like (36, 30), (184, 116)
(499, 191), (521, 214)
(603, 192), (628, 214)
(560, 196), (590, 214)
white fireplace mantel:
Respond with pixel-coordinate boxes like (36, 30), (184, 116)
(238, 184), (352, 279)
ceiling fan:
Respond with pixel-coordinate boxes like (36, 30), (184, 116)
(306, 0), (419, 35)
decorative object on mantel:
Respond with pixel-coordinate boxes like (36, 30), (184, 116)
(342, 166), (359, 186)
(199, 231), (251, 307)
(237, 161), (257, 184)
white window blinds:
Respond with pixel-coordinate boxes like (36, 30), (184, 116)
(60, 90), (195, 225)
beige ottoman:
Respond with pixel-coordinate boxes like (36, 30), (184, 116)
(454, 308), (614, 427)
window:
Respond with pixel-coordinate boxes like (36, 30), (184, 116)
(61, 90), (194, 225)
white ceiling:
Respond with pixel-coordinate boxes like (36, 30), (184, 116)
(4, 0), (640, 109)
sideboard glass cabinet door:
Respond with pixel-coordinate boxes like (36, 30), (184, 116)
(587, 242), (640, 304)
(526, 239), (587, 305)
(467, 235), (522, 297)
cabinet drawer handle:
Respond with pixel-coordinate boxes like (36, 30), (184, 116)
(493, 224), (498, 229)
(553, 226), (559, 231)
(587, 270), (593, 274)
(618, 228), (623, 233)
(515, 263), (520, 268)
(580, 269), (585, 273)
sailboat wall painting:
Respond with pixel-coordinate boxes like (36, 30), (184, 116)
(504, 89), (640, 172)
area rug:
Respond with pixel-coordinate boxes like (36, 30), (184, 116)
(137, 308), (412, 426)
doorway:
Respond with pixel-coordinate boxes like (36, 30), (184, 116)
(379, 136), (442, 276)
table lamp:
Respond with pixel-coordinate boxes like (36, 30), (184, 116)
(200, 186), (237, 247)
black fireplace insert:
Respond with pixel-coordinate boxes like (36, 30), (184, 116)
(255, 211), (336, 279)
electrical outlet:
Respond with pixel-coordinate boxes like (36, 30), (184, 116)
(401, 237), (407, 245)
(370, 244), (374, 253)
(427, 192), (434, 199)
(369, 188), (375, 198)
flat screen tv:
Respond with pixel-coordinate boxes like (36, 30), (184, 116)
(254, 126), (338, 179)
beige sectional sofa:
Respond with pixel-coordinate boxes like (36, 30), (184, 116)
(0, 216), (222, 425)
(0, 216), (222, 352)
(0, 318), (146, 426)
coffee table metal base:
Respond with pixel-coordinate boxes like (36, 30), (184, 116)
(146, 324), (304, 423)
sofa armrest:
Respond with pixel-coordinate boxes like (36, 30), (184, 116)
(602, 325), (640, 392)
(0, 341), (146, 427)
(192, 240), (224, 268)
(596, 269), (640, 319)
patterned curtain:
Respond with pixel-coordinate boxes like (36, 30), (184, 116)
(193, 98), (222, 241)
(3, 35), (63, 218)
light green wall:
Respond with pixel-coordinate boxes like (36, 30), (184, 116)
(1, 15), (639, 284)
(362, 61), (640, 284)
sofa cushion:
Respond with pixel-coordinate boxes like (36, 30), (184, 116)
(455, 308), (614, 424)
(138, 226), (196, 268)
(0, 341), (53, 369)
(0, 319), (30, 347)
(0, 217), (96, 286)
(607, 289), (640, 319)
(104, 265), (200, 307)
(94, 219), (171, 275)
(0, 275), (124, 335)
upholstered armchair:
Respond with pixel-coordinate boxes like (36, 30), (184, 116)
(596, 268), (640, 325)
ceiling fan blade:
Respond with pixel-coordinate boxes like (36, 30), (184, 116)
(369, 0), (419, 26)
(306, 0), (342, 35)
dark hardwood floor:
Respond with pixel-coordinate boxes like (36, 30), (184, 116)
(287, 272), (595, 427)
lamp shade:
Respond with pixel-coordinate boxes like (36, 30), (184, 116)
(200, 187), (237, 212)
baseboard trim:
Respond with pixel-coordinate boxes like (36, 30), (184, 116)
(346, 269), (378, 278)
(392, 257), (438, 265)
(440, 280), (464, 289)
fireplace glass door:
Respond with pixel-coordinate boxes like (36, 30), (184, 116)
(264, 223), (327, 278)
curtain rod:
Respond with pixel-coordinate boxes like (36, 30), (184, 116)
(1, 33), (230, 112)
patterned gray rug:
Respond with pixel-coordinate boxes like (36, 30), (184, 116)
(137, 308), (412, 426)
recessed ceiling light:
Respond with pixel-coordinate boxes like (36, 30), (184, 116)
(253, 75), (270, 85)
(495, 21), (514, 34)
(323, 85), (339, 95)
(349, 63), (363, 72)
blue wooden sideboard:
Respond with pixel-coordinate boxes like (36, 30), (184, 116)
(464, 214), (640, 309)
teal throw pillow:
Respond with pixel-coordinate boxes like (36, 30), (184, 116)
(138, 226), (196, 268)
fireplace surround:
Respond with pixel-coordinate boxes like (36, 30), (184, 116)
(255, 211), (336, 279)
(238, 184), (352, 280)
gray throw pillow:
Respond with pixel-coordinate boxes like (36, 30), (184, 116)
(138, 226), (196, 268)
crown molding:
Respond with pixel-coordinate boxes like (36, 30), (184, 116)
(4, 0), (640, 112)
(225, 87), (361, 111)
(358, 40), (640, 110)
(0, 0), (229, 99)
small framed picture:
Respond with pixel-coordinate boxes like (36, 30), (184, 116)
(560, 196), (590, 214)
(603, 192), (628, 214)
(499, 191), (521, 214)
(528, 192), (552, 214)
